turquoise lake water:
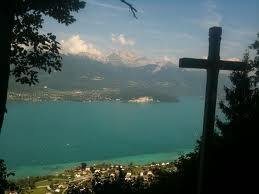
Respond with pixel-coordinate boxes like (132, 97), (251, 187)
(0, 97), (206, 178)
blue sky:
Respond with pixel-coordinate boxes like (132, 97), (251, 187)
(43, 0), (259, 64)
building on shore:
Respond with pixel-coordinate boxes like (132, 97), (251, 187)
(128, 96), (154, 103)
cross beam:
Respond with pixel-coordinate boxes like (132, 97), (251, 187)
(179, 27), (247, 194)
(179, 58), (246, 70)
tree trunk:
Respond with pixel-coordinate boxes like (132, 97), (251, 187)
(0, 3), (14, 134)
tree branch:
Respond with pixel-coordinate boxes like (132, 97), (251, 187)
(120, 0), (138, 19)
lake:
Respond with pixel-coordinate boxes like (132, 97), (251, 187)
(0, 96), (205, 178)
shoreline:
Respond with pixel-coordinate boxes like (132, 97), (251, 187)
(7, 90), (179, 103)
(9, 149), (193, 179)
(7, 98), (179, 103)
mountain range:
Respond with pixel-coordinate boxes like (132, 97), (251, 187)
(9, 54), (231, 100)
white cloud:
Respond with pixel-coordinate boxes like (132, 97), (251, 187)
(202, 56), (240, 62)
(106, 50), (179, 70)
(119, 50), (138, 61)
(59, 35), (180, 71)
(145, 56), (178, 73)
(88, 0), (127, 11)
(238, 30), (257, 37)
(189, 0), (222, 28)
(111, 34), (135, 46)
(202, 0), (222, 27)
(107, 50), (147, 66)
(224, 57), (241, 62)
(203, 0), (217, 11)
(160, 56), (178, 64)
(60, 35), (103, 59)
(177, 33), (193, 39)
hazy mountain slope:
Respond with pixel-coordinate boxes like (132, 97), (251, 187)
(9, 54), (230, 97)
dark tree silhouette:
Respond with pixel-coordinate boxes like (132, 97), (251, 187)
(217, 50), (258, 146)
(214, 33), (259, 193)
(67, 185), (92, 194)
(81, 162), (87, 170)
(0, 160), (15, 194)
(0, 0), (137, 133)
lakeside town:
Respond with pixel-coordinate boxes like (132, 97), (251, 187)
(7, 88), (161, 103)
(7, 88), (120, 103)
(7, 161), (178, 194)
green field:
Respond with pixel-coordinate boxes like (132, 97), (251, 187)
(35, 180), (51, 187)
(28, 187), (48, 194)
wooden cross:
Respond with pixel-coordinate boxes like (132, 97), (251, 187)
(179, 26), (247, 194)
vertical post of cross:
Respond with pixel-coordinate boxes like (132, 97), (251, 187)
(197, 27), (222, 194)
(179, 26), (247, 194)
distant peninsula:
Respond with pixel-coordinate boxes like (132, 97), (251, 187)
(128, 96), (155, 103)
(7, 88), (178, 103)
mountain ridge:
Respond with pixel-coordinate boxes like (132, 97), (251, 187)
(9, 54), (230, 100)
